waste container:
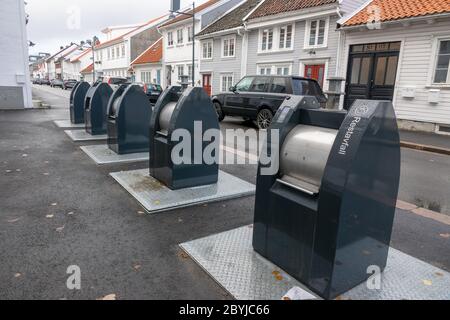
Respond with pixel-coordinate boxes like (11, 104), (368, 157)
(84, 82), (113, 135)
(253, 96), (401, 299)
(69, 81), (90, 124)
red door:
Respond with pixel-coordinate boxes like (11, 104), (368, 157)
(202, 74), (212, 96)
(305, 64), (325, 87)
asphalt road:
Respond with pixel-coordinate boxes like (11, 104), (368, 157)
(0, 85), (448, 300)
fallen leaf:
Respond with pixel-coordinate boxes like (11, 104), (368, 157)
(439, 233), (450, 239)
(7, 218), (21, 223)
(133, 264), (141, 271)
(22, 154), (28, 158)
(435, 272), (444, 277)
(51, 203), (58, 206)
(5, 170), (12, 173)
(137, 211), (145, 216)
(16, 169), (21, 172)
(56, 225), (65, 232)
(14, 273), (22, 278)
(46, 214), (54, 219)
(178, 252), (189, 260)
(275, 275), (284, 281)
(178, 218), (183, 223)
(272, 271), (281, 276)
(67, 212), (74, 215)
(422, 280), (432, 286)
(98, 294), (116, 301)
(43, 173), (50, 176)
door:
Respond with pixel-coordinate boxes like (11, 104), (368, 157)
(202, 74), (212, 96)
(305, 64), (325, 87)
(345, 42), (400, 109)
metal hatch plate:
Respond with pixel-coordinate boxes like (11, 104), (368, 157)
(180, 226), (450, 300)
(54, 120), (85, 129)
(80, 145), (149, 165)
(110, 169), (255, 214)
(64, 130), (107, 142)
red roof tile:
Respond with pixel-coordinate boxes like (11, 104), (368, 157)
(160, 0), (221, 27)
(80, 63), (94, 74)
(247, 0), (337, 20)
(131, 38), (163, 65)
(344, 0), (450, 26)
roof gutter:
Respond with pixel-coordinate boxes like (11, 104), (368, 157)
(197, 26), (243, 39)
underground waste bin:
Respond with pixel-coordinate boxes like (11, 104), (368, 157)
(149, 80), (219, 190)
(84, 82), (113, 135)
(69, 81), (90, 124)
(253, 96), (401, 299)
(107, 84), (152, 154)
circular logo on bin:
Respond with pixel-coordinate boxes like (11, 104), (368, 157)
(354, 105), (370, 116)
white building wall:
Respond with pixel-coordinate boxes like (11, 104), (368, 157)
(96, 42), (129, 77)
(133, 63), (164, 86)
(338, 18), (450, 126)
(0, 0), (32, 109)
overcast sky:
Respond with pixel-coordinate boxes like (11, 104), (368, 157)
(26, 0), (208, 55)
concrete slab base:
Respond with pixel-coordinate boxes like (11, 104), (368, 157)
(110, 169), (255, 214)
(54, 120), (84, 129)
(64, 130), (107, 142)
(80, 145), (149, 165)
(180, 226), (450, 300)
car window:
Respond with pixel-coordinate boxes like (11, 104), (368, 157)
(292, 79), (318, 96)
(235, 77), (254, 92)
(269, 77), (288, 94)
(249, 77), (269, 92)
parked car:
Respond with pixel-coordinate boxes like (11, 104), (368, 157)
(38, 78), (50, 85)
(50, 79), (64, 88)
(63, 79), (78, 90)
(212, 75), (327, 129)
(103, 77), (130, 90)
(135, 82), (163, 104)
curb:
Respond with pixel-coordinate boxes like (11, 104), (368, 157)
(401, 141), (450, 156)
(396, 200), (450, 226)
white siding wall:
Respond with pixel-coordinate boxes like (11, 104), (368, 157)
(133, 64), (164, 87)
(339, 19), (450, 125)
(246, 14), (341, 91)
(0, 0), (32, 108)
(200, 34), (243, 95)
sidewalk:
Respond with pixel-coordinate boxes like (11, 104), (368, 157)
(400, 130), (450, 155)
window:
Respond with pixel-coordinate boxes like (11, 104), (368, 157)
(279, 25), (293, 49)
(259, 66), (272, 75)
(177, 29), (184, 44)
(306, 18), (327, 48)
(121, 44), (125, 57)
(111, 47), (115, 59)
(188, 64), (193, 80)
(168, 32), (174, 46)
(276, 66), (291, 76)
(177, 65), (185, 80)
(202, 41), (213, 59)
(434, 40), (450, 84)
(292, 79), (319, 96)
(107, 48), (111, 60)
(187, 26), (193, 43)
(235, 76), (254, 92)
(222, 36), (235, 57)
(269, 77), (288, 93)
(261, 29), (273, 51)
(221, 74), (234, 92)
(249, 77), (269, 92)
(141, 71), (152, 83)
(116, 46), (120, 58)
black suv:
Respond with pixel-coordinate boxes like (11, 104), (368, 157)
(212, 75), (327, 129)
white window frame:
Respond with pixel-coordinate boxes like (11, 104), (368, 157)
(431, 37), (450, 85)
(187, 26), (194, 43)
(111, 46), (115, 59)
(304, 17), (329, 49)
(278, 24), (294, 50)
(177, 29), (184, 45)
(260, 28), (274, 53)
(202, 40), (213, 60)
(257, 63), (293, 76)
(220, 73), (234, 92)
(121, 44), (125, 57)
(177, 65), (185, 80)
(222, 35), (236, 58)
(167, 32), (174, 47)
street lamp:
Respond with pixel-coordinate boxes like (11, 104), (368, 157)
(170, 2), (196, 87)
(81, 36), (99, 85)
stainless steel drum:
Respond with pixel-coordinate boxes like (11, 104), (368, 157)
(158, 102), (177, 135)
(279, 125), (338, 195)
(110, 97), (121, 118)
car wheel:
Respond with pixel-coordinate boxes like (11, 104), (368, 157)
(256, 108), (273, 130)
(214, 102), (225, 122)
